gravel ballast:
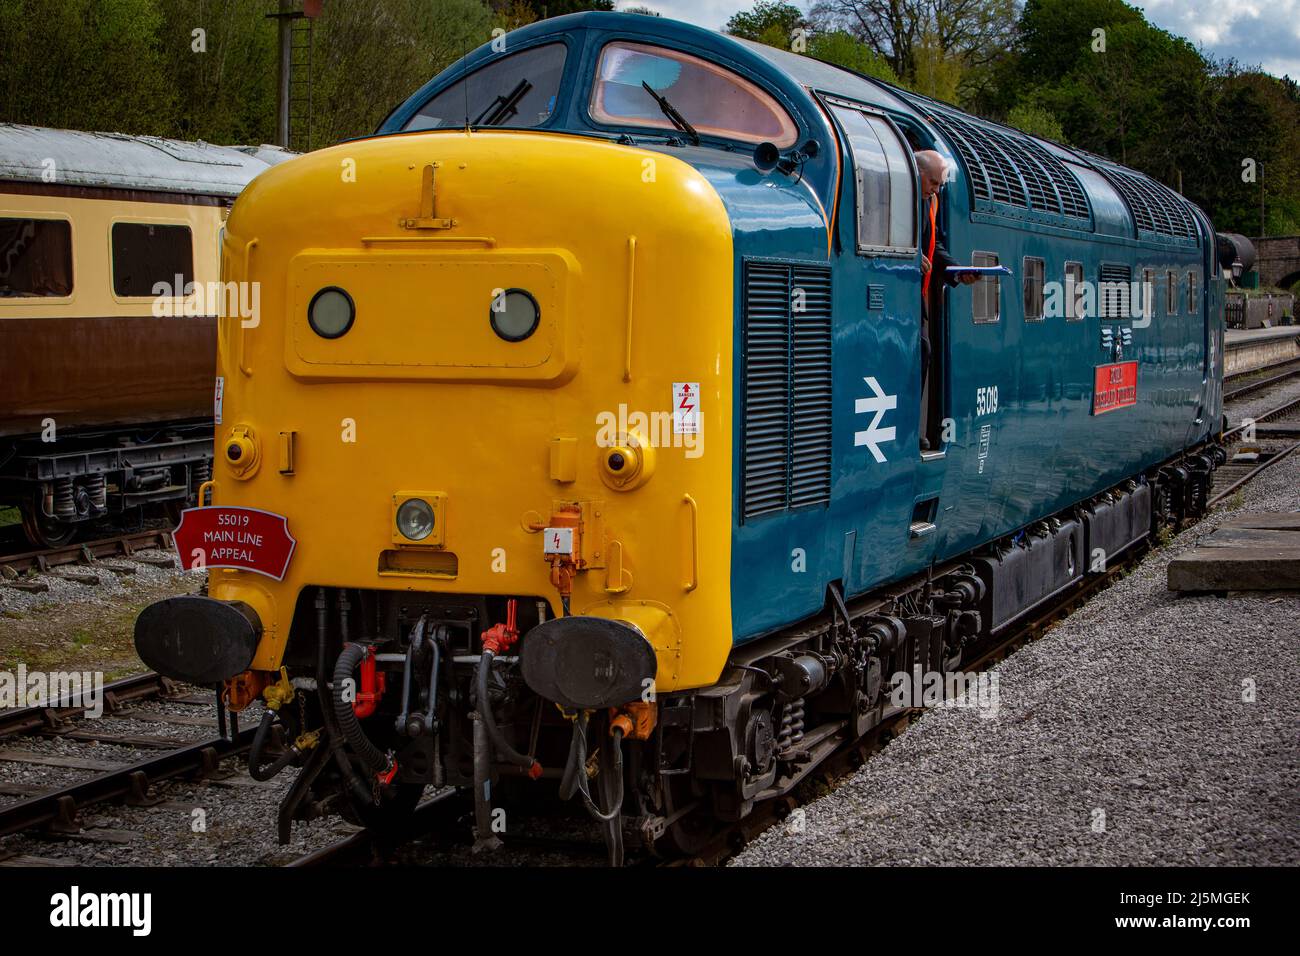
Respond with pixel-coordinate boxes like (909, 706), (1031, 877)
(734, 436), (1300, 867)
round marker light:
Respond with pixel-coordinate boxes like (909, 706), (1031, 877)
(308, 287), (355, 339)
(489, 289), (540, 342)
(396, 498), (434, 541)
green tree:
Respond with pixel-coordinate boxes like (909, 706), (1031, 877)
(912, 29), (964, 103)
(0, 0), (175, 134)
(984, 0), (1300, 236)
(811, 0), (1014, 92)
(1015, 0), (1142, 86)
(807, 30), (900, 85)
(310, 0), (493, 145)
(1006, 102), (1065, 142)
(725, 1), (806, 45)
(160, 0), (278, 144)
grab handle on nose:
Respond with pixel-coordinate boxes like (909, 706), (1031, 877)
(683, 494), (699, 592)
(237, 238), (258, 377)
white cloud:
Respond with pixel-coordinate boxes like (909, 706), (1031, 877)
(620, 0), (1300, 78)
(613, 0), (768, 31)
(1134, 0), (1300, 77)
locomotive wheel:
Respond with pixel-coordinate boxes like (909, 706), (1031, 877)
(656, 775), (714, 857)
(339, 780), (425, 833)
(20, 502), (76, 549)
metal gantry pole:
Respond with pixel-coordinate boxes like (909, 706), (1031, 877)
(276, 0), (293, 148)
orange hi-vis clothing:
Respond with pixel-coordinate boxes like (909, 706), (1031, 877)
(922, 193), (938, 300)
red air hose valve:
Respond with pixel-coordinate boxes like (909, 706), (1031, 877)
(352, 645), (387, 719)
(481, 598), (520, 655)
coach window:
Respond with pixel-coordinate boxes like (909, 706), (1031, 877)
(1187, 271), (1198, 313)
(1142, 268), (1156, 323)
(0, 217), (72, 297)
(405, 43), (567, 130)
(830, 104), (916, 253)
(972, 251), (1000, 323)
(1023, 256), (1045, 321)
(1166, 270), (1177, 315)
(1064, 261), (1084, 320)
(111, 223), (193, 298)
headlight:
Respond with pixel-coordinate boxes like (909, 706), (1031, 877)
(308, 287), (355, 338)
(396, 498), (435, 541)
(490, 288), (540, 342)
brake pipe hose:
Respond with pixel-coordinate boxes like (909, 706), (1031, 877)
(559, 710), (624, 824)
(315, 591), (372, 806)
(475, 650), (543, 779)
(247, 710), (298, 781)
(333, 642), (390, 775)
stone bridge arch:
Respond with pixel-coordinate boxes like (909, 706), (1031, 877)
(1252, 236), (1300, 289)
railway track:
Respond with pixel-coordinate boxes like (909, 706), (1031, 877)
(0, 673), (254, 859)
(0, 528), (179, 578)
(0, 672), (179, 739)
(1212, 392), (1300, 506)
(1222, 356), (1300, 401)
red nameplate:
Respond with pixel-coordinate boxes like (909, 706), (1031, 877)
(173, 506), (296, 580)
(1093, 361), (1138, 415)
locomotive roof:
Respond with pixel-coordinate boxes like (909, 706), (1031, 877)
(0, 124), (294, 198)
(402, 11), (1204, 245)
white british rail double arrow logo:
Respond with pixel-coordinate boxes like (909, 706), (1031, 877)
(854, 376), (897, 463)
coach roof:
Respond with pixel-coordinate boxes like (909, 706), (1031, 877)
(0, 124), (293, 198)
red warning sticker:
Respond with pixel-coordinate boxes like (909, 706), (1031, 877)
(173, 506), (296, 580)
(1093, 361), (1138, 415)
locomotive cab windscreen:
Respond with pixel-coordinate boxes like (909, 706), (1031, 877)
(402, 42), (568, 130)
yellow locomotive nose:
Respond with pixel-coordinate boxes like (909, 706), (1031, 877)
(206, 129), (735, 696)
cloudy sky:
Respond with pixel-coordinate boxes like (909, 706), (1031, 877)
(616, 0), (1300, 79)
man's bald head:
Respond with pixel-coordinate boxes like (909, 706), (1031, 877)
(914, 150), (947, 198)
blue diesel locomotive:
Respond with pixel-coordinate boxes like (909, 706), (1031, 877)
(136, 11), (1226, 861)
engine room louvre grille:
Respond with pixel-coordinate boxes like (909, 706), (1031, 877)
(742, 261), (833, 519)
(1096, 164), (1198, 239)
(908, 99), (1091, 221)
(1100, 263), (1131, 319)
(789, 267), (833, 508)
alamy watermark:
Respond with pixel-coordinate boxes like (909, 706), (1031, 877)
(151, 274), (260, 328)
(595, 401), (703, 459)
(0, 666), (104, 718)
(889, 666), (1000, 718)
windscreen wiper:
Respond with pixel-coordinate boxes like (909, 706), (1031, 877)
(641, 81), (700, 146)
(474, 78), (533, 127)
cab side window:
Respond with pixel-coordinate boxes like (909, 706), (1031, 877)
(972, 251), (1000, 323)
(1064, 261), (1084, 321)
(829, 102), (916, 254)
(1023, 256), (1045, 321)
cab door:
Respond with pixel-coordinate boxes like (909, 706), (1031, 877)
(821, 97), (944, 576)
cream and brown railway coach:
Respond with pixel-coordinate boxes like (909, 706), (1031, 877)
(0, 125), (290, 547)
